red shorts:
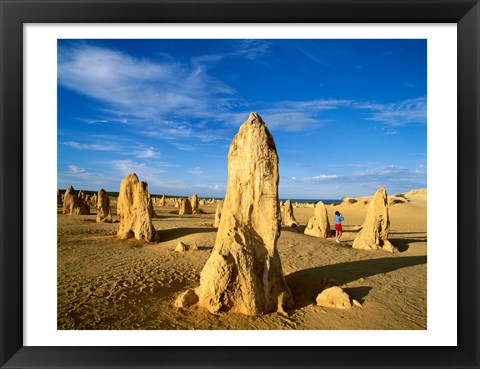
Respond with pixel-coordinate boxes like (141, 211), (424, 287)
(335, 224), (343, 232)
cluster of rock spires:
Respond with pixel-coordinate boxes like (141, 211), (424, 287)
(62, 185), (90, 215)
(58, 112), (405, 317)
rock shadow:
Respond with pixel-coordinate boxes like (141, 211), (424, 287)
(285, 255), (427, 310)
(389, 236), (428, 252)
(281, 226), (305, 234)
(343, 286), (373, 304)
(159, 227), (217, 242)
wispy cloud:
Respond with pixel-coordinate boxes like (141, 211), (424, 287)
(58, 43), (236, 132)
(192, 40), (271, 65)
(58, 42), (426, 141)
(298, 48), (336, 69)
(62, 141), (117, 151)
(357, 97), (426, 126)
(384, 130), (398, 135)
(67, 165), (85, 173)
(301, 174), (338, 181)
(59, 165), (115, 189)
(188, 166), (203, 175)
(290, 165), (425, 189)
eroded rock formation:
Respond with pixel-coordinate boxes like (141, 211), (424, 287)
(177, 112), (293, 315)
(117, 173), (159, 242)
(62, 185), (89, 215)
(213, 202), (222, 227)
(304, 201), (331, 238)
(352, 187), (397, 253)
(189, 194), (199, 214)
(96, 189), (112, 223)
(178, 198), (192, 215)
(283, 200), (298, 227)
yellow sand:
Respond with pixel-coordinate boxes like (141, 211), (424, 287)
(57, 192), (426, 330)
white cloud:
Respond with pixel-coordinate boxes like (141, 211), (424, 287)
(58, 43), (236, 132)
(62, 141), (117, 151)
(67, 165), (85, 173)
(58, 43), (425, 141)
(134, 147), (160, 159)
(301, 174), (338, 181)
(357, 97), (426, 126)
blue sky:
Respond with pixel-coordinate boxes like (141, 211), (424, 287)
(57, 39), (426, 199)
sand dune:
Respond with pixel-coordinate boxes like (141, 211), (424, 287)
(57, 191), (427, 330)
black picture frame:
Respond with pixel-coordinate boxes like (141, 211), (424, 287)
(1, 0), (479, 368)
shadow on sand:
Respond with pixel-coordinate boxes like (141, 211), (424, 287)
(389, 236), (427, 252)
(159, 227), (217, 242)
(285, 255), (427, 310)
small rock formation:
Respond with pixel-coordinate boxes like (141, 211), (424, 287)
(159, 194), (167, 206)
(174, 289), (199, 308)
(62, 185), (89, 215)
(178, 198), (193, 215)
(189, 194), (199, 214)
(62, 186), (75, 214)
(175, 241), (188, 253)
(352, 187), (397, 253)
(213, 202), (222, 227)
(147, 193), (157, 218)
(283, 200), (298, 227)
(91, 193), (98, 206)
(116, 173), (159, 242)
(183, 112), (293, 315)
(96, 189), (112, 223)
(174, 241), (198, 253)
(316, 286), (353, 309)
(304, 201), (331, 238)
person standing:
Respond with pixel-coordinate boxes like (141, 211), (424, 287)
(334, 211), (344, 243)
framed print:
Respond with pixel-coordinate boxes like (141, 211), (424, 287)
(1, 0), (479, 368)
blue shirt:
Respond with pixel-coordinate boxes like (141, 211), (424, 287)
(334, 215), (344, 224)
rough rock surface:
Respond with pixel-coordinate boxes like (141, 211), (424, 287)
(304, 201), (331, 238)
(96, 189), (112, 223)
(189, 194), (199, 214)
(316, 286), (353, 309)
(283, 200), (299, 227)
(159, 194), (167, 206)
(174, 289), (199, 308)
(147, 194), (157, 218)
(63, 185), (89, 215)
(175, 241), (188, 253)
(213, 202), (222, 227)
(352, 187), (397, 252)
(178, 198), (193, 215)
(191, 112), (293, 316)
(116, 173), (159, 242)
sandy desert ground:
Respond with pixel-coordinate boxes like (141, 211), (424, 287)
(57, 190), (427, 330)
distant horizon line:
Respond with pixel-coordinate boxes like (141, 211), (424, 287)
(57, 186), (427, 203)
